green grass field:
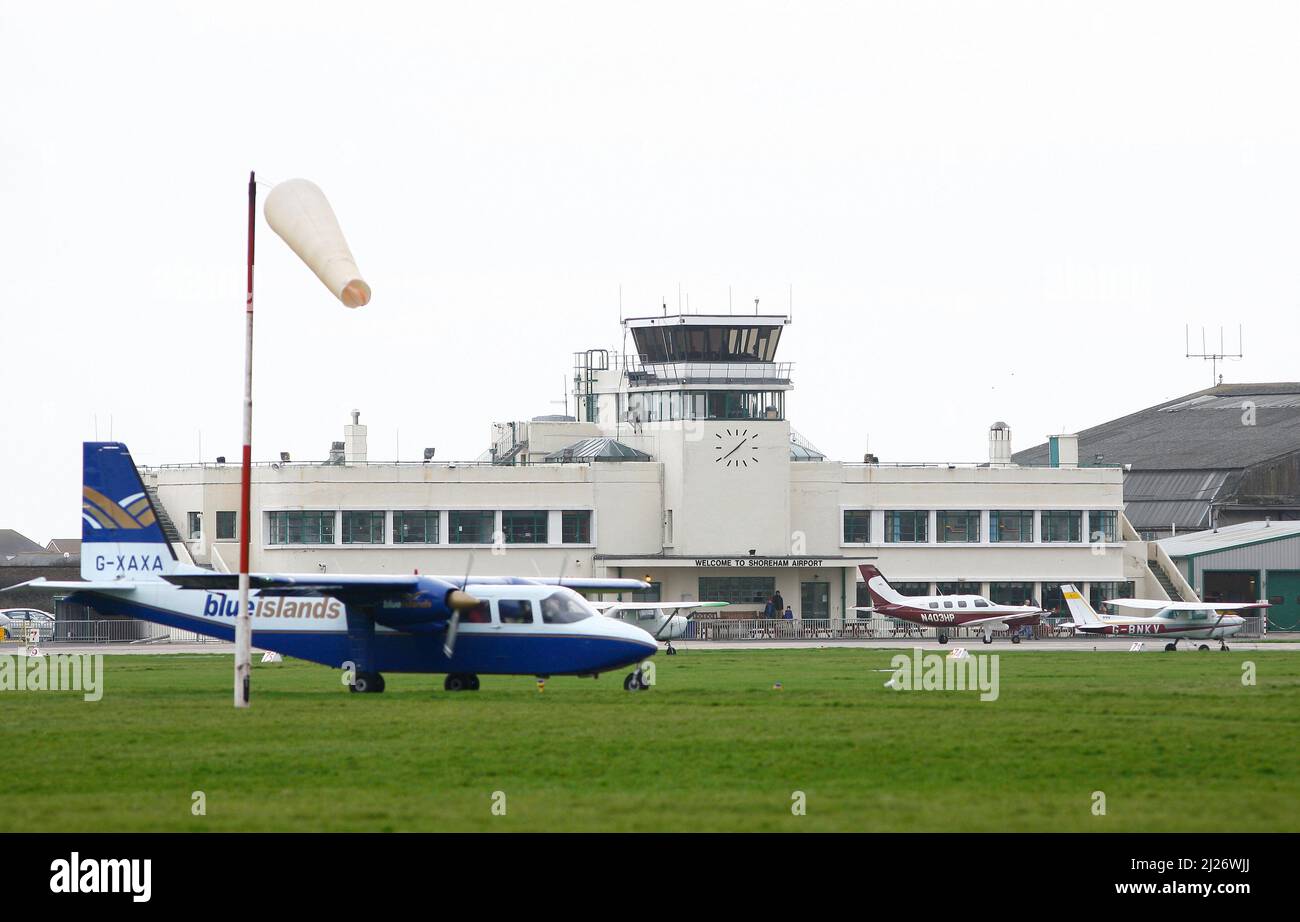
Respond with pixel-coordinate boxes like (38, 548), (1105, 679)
(1, 649), (1297, 831)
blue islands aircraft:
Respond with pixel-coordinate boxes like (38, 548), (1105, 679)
(6, 443), (661, 693)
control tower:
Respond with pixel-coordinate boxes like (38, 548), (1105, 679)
(574, 311), (795, 556)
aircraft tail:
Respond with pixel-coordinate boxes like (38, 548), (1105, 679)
(858, 564), (907, 608)
(1060, 584), (1103, 627)
(81, 442), (179, 581)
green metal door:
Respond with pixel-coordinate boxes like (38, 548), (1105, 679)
(801, 581), (829, 619)
(1265, 570), (1300, 631)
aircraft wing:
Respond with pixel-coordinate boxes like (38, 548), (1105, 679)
(528, 577), (652, 592)
(959, 611), (1040, 626)
(597, 601), (727, 613)
(3, 577), (144, 593)
(1107, 597), (1270, 611)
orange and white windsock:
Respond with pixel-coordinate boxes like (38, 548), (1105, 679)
(263, 178), (371, 308)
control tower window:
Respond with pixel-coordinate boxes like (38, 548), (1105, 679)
(631, 325), (782, 363)
(622, 390), (783, 422)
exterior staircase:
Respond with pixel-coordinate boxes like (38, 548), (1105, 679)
(144, 484), (182, 543)
(1151, 564), (1182, 601)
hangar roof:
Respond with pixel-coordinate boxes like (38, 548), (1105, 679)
(1158, 519), (1300, 558)
(1012, 383), (1300, 470)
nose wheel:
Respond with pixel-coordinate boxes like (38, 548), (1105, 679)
(665, 643), (678, 655)
(624, 670), (650, 692)
(443, 673), (480, 691)
(981, 634), (993, 645)
(937, 633), (949, 645)
(350, 671), (386, 693)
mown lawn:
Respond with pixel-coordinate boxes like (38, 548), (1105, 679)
(1, 649), (1296, 831)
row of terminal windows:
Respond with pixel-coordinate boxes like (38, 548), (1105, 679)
(187, 509), (593, 546)
(842, 509), (1118, 544)
(622, 390), (785, 423)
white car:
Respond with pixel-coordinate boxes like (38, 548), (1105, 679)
(0, 608), (56, 641)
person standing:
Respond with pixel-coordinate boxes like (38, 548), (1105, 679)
(763, 595), (775, 620)
(773, 588), (785, 616)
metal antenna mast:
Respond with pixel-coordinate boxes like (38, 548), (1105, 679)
(1184, 325), (1244, 385)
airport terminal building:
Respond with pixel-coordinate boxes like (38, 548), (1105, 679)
(147, 312), (1166, 621)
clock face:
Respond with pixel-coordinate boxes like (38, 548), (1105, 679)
(715, 428), (759, 468)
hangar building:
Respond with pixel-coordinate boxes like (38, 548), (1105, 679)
(1014, 383), (1300, 540)
(1159, 520), (1300, 630)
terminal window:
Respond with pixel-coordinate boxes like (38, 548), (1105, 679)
(186, 512), (201, 540)
(1088, 511), (1118, 543)
(1041, 510), (1083, 543)
(884, 510), (928, 543)
(989, 510), (1033, 542)
(842, 510), (871, 543)
(936, 511), (980, 543)
(1089, 581), (1134, 611)
(699, 576), (775, 605)
(267, 510), (335, 545)
(990, 582), (1035, 606)
(393, 511), (439, 544)
(562, 510), (592, 544)
(342, 511), (385, 544)
(215, 511), (236, 541)
(502, 510), (548, 544)
(936, 581), (980, 595)
(449, 510), (495, 544)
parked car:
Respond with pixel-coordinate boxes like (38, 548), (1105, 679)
(0, 608), (56, 641)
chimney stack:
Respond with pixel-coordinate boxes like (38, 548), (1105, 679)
(988, 421), (1012, 466)
(344, 409), (367, 463)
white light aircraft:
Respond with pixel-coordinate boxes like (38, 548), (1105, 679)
(1059, 584), (1266, 651)
(591, 600), (728, 654)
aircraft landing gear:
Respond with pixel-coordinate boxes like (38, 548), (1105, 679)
(1198, 644), (1210, 651)
(351, 671), (386, 693)
(624, 670), (650, 692)
(937, 633), (949, 645)
(1164, 641), (1178, 652)
(981, 634), (993, 645)
(1011, 634), (1022, 644)
(1219, 640), (1230, 652)
(666, 642), (678, 655)
(444, 673), (480, 691)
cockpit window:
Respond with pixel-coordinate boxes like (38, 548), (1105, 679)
(540, 591), (592, 624)
(463, 602), (491, 624)
(973, 599), (989, 608)
(498, 599), (535, 624)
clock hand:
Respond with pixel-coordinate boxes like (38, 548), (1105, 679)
(722, 440), (746, 460)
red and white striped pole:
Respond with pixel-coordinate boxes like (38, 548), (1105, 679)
(235, 170), (256, 709)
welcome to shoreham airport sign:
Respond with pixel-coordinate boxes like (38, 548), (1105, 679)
(693, 557), (829, 568)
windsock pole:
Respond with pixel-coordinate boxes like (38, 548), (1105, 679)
(235, 171), (255, 709)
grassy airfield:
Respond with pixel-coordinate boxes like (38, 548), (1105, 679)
(1, 649), (1297, 832)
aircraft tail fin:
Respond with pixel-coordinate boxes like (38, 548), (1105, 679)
(1060, 584), (1103, 627)
(858, 564), (907, 607)
(81, 442), (178, 581)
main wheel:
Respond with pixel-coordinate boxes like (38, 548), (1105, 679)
(1164, 642), (1177, 652)
(938, 633), (949, 645)
(1198, 644), (1210, 651)
(1011, 634), (1021, 644)
(982, 635), (993, 645)
(624, 671), (641, 691)
(444, 673), (469, 692)
(468, 674), (481, 690)
(352, 672), (384, 693)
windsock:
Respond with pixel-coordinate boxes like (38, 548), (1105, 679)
(263, 179), (371, 307)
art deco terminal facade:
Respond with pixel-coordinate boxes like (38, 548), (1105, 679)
(148, 312), (1161, 622)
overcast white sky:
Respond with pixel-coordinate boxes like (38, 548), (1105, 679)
(3, 1), (1299, 544)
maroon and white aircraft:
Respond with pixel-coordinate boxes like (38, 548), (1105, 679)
(855, 565), (1042, 645)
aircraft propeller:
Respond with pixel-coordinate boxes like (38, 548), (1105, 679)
(443, 552), (478, 659)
